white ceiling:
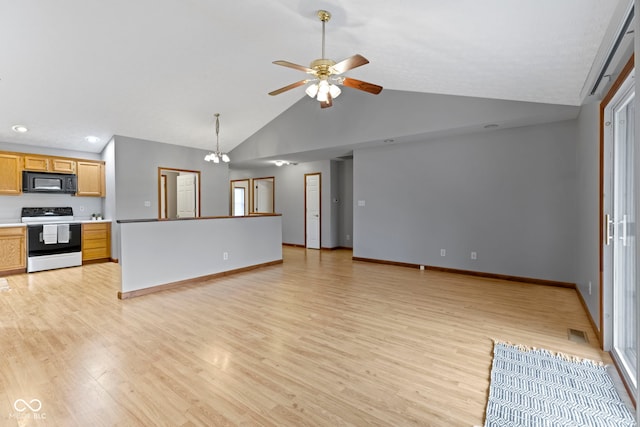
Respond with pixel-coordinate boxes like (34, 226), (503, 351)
(0, 0), (626, 155)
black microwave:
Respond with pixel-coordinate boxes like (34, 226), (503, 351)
(22, 171), (77, 194)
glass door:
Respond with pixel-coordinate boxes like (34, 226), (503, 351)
(603, 68), (637, 393)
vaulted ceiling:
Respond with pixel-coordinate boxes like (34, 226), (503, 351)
(0, 1), (629, 157)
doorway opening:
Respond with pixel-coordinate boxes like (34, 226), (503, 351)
(158, 167), (201, 219)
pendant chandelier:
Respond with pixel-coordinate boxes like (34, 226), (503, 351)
(204, 113), (230, 163)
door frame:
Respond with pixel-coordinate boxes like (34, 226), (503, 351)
(599, 55), (635, 346)
(304, 172), (321, 249)
(157, 167), (201, 219)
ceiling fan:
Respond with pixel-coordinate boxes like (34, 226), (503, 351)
(269, 10), (383, 108)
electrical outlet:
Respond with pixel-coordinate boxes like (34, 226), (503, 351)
(223, 252), (229, 260)
(144, 201), (151, 207)
(357, 200), (366, 207)
(471, 252), (477, 260)
(440, 249), (446, 257)
(346, 234), (351, 241)
(419, 265), (425, 271)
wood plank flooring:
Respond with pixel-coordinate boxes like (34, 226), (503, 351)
(0, 247), (610, 426)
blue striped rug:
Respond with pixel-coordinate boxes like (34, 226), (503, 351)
(484, 341), (636, 427)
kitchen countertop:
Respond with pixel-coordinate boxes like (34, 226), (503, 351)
(0, 219), (112, 228)
(0, 222), (26, 228)
(118, 214), (280, 224)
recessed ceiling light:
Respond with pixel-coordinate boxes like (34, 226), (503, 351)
(11, 125), (28, 133)
(384, 139), (394, 143)
(484, 124), (499, 129)
(85, 136), (100, 143)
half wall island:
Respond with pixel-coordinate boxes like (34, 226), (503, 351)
(117, 215), (283, 298)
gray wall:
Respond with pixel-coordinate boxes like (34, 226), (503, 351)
(329, 160), (340, 247)
(337, 159), (354, 248)
(102, 138), (117, 258)
(0, 141), (103, 221)
(113, 135), (228, 220)
(231, 159), (339, 248)
(120, 216), (282, 293)
(353, 120), (578, 283)
(575, 102), (601, 328)
(231, 89), (579, 165)
(108, 135), (229, 259)
(164, 171), (178, 219)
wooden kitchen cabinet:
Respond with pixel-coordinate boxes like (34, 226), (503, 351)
(0, 151), (105, 197)
(82, 222), (111, 262)
(0, 227), (26, 274)
(23, 155), (76, 173)
(76, 161), (105, 197)
(0, 153), (22, 195)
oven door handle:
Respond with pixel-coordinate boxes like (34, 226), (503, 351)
(38, 230), (72, 243)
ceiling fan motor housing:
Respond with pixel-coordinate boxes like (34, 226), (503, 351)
(310, 58), (337, 78)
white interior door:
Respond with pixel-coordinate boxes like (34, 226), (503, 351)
(603, 68), (637, 395)
(306, 173), (320, 249)
(177, 174), (196, 218)
(254, 179), (274, 213)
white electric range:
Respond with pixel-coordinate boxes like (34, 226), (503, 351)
(21, 207), (82, 273)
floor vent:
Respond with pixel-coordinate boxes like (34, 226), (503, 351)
(568, 328), (589, 344)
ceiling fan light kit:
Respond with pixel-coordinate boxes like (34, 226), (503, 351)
(269, 9), (382, 108)
(204, 113), (230, 164)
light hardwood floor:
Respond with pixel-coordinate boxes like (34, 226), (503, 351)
(0, 247), (610, 426)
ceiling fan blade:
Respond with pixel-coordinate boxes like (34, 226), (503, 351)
(268, 80), (308, 96)
(320, 93), (333, 109)
(273, 60), (314, 74)
(331, 54), (369, 74)
(342, 77), (383, 95)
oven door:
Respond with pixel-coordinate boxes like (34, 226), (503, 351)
(27, 223), (82, 257)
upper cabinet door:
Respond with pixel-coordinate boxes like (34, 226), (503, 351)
(50, 158), (76, 173)
(0, 153), (22, 195)
(23, 155), (49, 172)
(76, 161), (105, 197)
